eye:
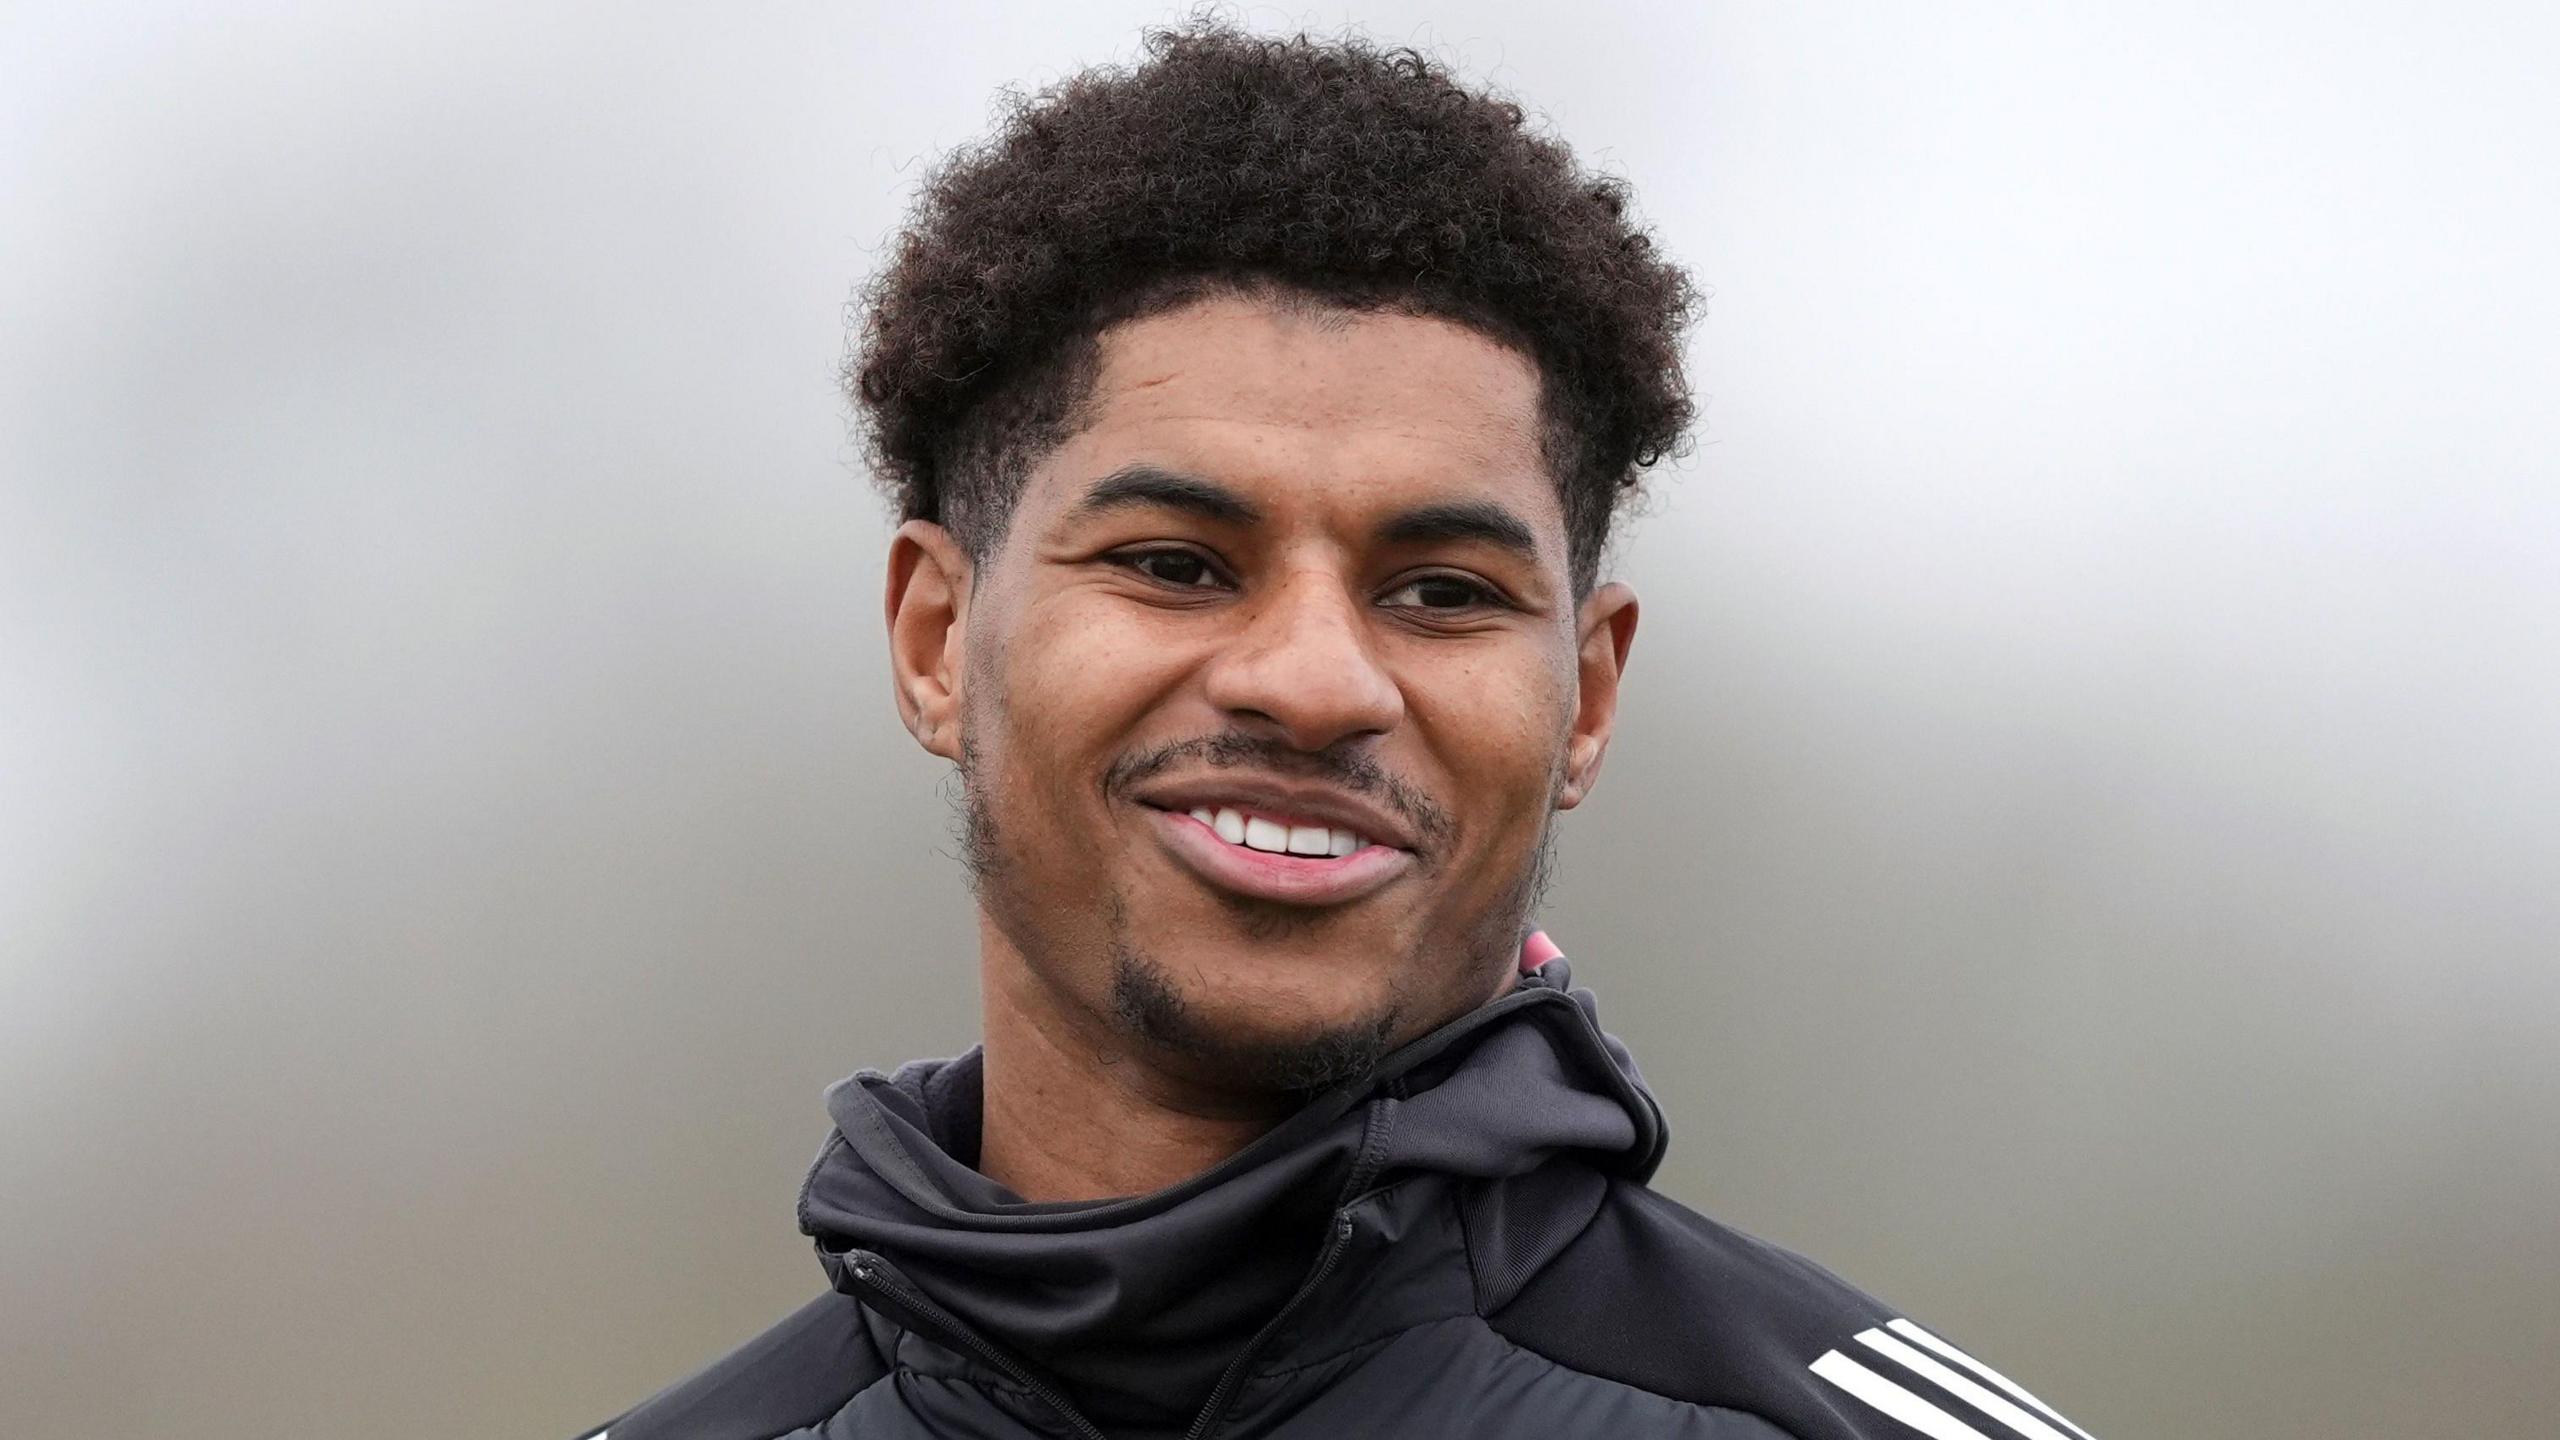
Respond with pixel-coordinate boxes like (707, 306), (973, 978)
(1379, 573), (1504, 612)
(1113, 547), (1229, 590)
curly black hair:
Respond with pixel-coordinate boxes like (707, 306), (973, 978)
(849, 20), (1697, 597)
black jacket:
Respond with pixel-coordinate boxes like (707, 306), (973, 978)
(583, 960), (2097, 1439)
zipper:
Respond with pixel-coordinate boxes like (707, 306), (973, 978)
(842, 1251), (1112, 1440)
(1180, 1208), (1359, 1440)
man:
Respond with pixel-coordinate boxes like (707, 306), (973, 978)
(586, 23), (2097, 1440)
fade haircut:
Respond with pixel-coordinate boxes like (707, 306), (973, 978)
(849, 20), (1697, 598)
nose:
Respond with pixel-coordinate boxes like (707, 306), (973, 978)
(1201, 564), (1406, 752)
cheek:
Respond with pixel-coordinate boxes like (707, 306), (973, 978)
(977, 593), (1198, 806)
(1408, 649), (1577, 812)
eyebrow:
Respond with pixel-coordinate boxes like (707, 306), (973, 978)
(1068, 462), (1542, 562)
(1070, 464), (1264, 526)
(1374, 499), (1541, 561)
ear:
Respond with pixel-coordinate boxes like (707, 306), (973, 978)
(885, 519), (973, 763)
(1555, 581), (1638, 810)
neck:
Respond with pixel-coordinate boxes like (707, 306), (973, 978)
(975, 921), (1293, 1203)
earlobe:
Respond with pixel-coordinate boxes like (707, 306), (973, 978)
(885, 519), (973, 763)
(1556, 582), (1639, 811)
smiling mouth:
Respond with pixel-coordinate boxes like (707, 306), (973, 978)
(1178, 804), (1375, 858)
(1137, 802), (1416, 907)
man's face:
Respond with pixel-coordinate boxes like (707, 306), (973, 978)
(888, 293), (1636, 1095)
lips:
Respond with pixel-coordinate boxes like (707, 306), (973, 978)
(1139, 803), (1416, 907)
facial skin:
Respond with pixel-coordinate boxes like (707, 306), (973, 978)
(885, 292), (1638, 1199)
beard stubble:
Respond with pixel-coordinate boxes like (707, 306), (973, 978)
(955, 709), (1560, 1099)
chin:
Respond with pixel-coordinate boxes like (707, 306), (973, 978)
(1107, 940), (1408, 1096)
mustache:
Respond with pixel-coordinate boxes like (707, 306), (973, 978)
(1104, 731), (1456, 851)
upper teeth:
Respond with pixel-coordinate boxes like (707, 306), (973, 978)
(1188, 806), (1366, 858)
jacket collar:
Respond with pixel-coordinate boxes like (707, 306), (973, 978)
(797, 958), (1662, 1428)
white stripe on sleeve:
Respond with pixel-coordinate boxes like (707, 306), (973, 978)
(1855, 1329), (2073, 1440)
(1808, 1351), (1992, 1440)
(1885, 1319), (2097, 1440)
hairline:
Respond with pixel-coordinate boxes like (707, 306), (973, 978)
(930, 274), (1607, 599)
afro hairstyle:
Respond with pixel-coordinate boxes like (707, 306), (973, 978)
(849, 20), (1698, 597)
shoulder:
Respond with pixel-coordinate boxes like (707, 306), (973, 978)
(1481, 1179), (2098, 1440)
(572, 1289), (889, 1440)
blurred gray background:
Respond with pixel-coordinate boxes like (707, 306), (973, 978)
(5, 2), (2555, 1436)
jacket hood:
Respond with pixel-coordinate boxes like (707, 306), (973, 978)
(796, 958), (1663, 1428)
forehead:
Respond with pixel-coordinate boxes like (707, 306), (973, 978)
(1027, 294), (1558, 531)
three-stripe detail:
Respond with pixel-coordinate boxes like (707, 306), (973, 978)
(1808, 1318), (2094, 1440)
